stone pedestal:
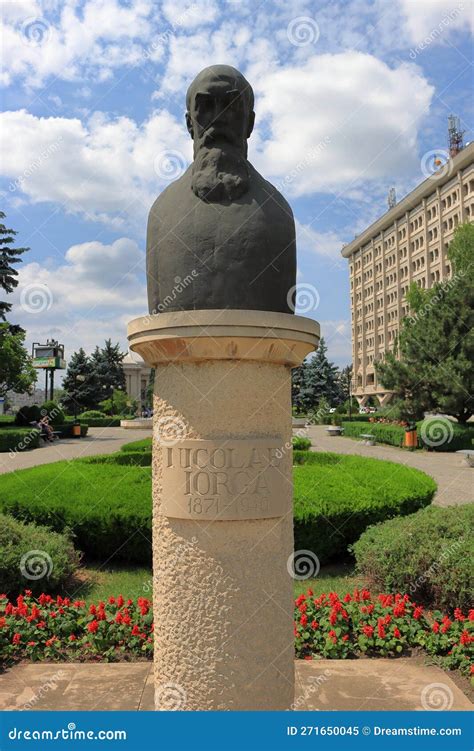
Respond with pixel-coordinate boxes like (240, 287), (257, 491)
(127, 310), (319, 711)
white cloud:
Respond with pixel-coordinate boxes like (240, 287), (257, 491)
(319, 319), (352, 367)
(251, 52), (434, 196)
(296, 221), (347, 261)
(398, 0), (473, 45)
(0, 108), (192, 225)
(10, 237), (147, 359)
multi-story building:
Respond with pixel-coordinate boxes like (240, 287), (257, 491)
(341, 141), (474, 406)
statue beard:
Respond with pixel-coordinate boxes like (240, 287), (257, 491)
(191, 144), (250, 203)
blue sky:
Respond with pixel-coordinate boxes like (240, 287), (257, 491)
(1, 0), (473, 369)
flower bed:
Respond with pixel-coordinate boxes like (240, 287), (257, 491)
(2, 591), (472, 678)
(294, 589), (473, 677)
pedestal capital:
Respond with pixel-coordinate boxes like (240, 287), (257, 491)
(127, 309), (320, 367)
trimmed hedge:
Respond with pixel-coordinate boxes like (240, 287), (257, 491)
(293, 451), (436, 562)
(416, 420), (474, 452)
(352, 505), (473, 612)
(81, 417), (123, 427)
(342, 421), (406, 447)
(120, 438), (152, 452)
(14, 405), (42, 427)
(0, 513), (80, 596)
(0, 449), (436, 566)
(0, 428), (40, 453)
(292, 435), (311, 450)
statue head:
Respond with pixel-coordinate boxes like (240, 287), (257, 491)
(185, 65), (256, 202)
(186, 65), (255, 156)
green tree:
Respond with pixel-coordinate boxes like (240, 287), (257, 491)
(91, 339), (126, 401)
(338, 364), (353, 403)
(0, 211), (29, 325)
(99, 388), (136, 416)
(299, 337), (342, 412)
(291, 365), (305, 413)
(0, 323), (36, 398)
(376, 223), (474, 423)
(61, 348), (101, 414)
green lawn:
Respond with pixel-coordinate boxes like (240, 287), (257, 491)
(74, 562), (366, 604)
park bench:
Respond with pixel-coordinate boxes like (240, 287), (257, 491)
(360, 433), (376, 446)
(326, 426), (344, 436)
(456, 449), (474, 467)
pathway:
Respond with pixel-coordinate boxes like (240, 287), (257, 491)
(303, 425), (474, 507)
(0, 660), (470, 711)
(0, 427), (152, 475)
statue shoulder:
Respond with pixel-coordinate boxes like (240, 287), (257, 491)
(148, 167), (193, 222)
(249, 164), (294, 220)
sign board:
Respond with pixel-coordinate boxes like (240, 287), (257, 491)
(32, 357), (66, 369)
(161, 439), (287, 520)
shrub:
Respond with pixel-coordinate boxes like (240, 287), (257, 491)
(40, 401), (65, 426)
(0, 428), (40, 453)
(332, 414), (371, 423)
(82, 417), (123, 427)
(342, 420), (406, 447)
(79, 410), (107, 419)
(0, 514), (80, 596)
(417, 420), (474, 452)
(0, 451), (436, 567)
(294, 452), (436, 562)
(120, 438), (152, 452)
(14, 405), (41, 427)
(292, 435), (311, 451)
(352, 505), (473, 612)
(0, 461), (152, 564)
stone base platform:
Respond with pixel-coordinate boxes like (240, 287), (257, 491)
(0, 660), (470, 711)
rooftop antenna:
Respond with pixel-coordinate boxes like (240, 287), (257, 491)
(387, 187), (396, 209)
(448, 114), (464, 158)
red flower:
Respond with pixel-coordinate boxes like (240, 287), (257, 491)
(69, 635), (77, 641)
(441, 619), (452, 634)
(89, 604), (97, 615)
(27, 641), (36, 647)
(377, 621), (386, 639)
(108, 596), (116, 605)
(310, 620), (319, 630)
(361, 589), (371, 600)
(45, 637), (58, 647)
(131, 625), (141, 636)
(300, 614), (308, 627)
(306, 588), (313, 596)
(303, 655), (313, 661)
(342, 634), (349, 641)
(115, 613), (123, 624)
(468, 610), (474, 621)
(393, 603), (405, 617)
(117, 595), (124, 608)
(328, 629), (336, 637)
(454, 608), (465, 622)
(0, 617), (6, 628)
(362, 625), (374, 638)
(413, 606), (423, 620)
(12, 633), (21, 644)
(329, 610), (337, 626)
(393, 627), (401, 638)
(432, 622), (440, 633)
(460, 631), (471, 645)
(87, 620), (99, 634)
(295, 594), (306, 607)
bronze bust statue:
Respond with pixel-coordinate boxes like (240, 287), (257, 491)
(146, 64), (296, 314)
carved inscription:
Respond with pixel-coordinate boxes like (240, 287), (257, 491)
(161, 439), (287, 520)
